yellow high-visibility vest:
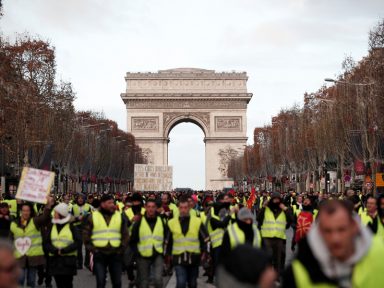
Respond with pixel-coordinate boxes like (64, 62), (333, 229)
(10, 220), (43, 258)
(169, 203), (179, 218)
(168, 216), (201, 255)
(190, 209), (200, 218)
(50, 223), (77, 256)
(260, 207), (287, 239)
(91, 210), (122, 248)
(207, 207), (225, 248)
(2, 199), (17, 218)
(377, 218), (384, 240)
(360, 212), (374, 226)
(116, 201), (124, 213)
(137, 216), (164, 257)
(292, 236), (384, 288)
(72, 203), (91, 217)
(125, 207), (145, 222)
(227, 222), (261, 249)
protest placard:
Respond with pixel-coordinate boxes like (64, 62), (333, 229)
(16, 167), (55, 204)
(134, 164), (173, 191)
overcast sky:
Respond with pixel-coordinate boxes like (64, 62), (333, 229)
(1, 0), (383, 189)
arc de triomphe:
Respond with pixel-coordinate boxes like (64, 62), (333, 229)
(121, 68), (253, 191)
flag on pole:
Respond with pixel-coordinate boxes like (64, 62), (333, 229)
(247, 187), (256, 209)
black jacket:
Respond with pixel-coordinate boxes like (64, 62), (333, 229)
(43, 222), (81, 276)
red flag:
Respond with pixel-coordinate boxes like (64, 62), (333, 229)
(247, 187), (256, 209)
(295, 211), (314, 243)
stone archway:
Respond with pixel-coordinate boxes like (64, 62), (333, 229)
(121, 68), (253, 190)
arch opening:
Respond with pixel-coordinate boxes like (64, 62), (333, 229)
(168, 122), (205, 190)
(164, 115), (208, 139)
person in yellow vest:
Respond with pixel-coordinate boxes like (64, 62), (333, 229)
(256, 191), (270, 214)
(114, 193), (125, 213)
(83, 194), (129, 288)
(205, 193), (235, 283)
(291, 197), (317, 252)
(188, 195), (201, 218)
(129, 199), (166, 288)
(165, 196), (210, 288)
(0, 240), (21, 288)
(359, 195), (377, 226)
(257, 192), (293, 276)
(124, 193), (145, 224)
(71, 193), (92, 269)
(359, 195), (384, 239)
(221, 208), (262, 259)
(10, 197), (54, 288)
(282, 199), (384, 288)
(44, 203), (80, 288)
(291, 195), (303, 217)
(1, 197), (18, 218)
(123, 193), (145, 286)
(161, 192), (179, 220)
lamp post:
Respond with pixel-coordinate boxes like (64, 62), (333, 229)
(325, 78), (377, 194)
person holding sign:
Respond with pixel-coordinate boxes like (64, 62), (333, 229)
(10, 196), (54, 288)
(44, 203), (81, 288)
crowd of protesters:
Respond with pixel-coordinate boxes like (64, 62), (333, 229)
(0, 187), (384, 288)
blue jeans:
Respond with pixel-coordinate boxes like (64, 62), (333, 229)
(93, 252), (123, 288)
(174, 265), (199, 288)
(19, 267), (37, 288)
(136, 254), (163, 288)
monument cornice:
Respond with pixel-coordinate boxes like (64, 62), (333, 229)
(125, 69), (248, 80)
(122, 98), (250, 109)
(121, 93), (253, 105)
(121, 92), (252, 98)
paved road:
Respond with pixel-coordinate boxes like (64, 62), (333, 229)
(39, 228), (294, 287)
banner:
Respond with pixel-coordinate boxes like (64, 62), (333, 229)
(134, 164), (173, 191)
(16, 167), (55, 204)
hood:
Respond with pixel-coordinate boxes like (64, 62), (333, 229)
(307, 215), (372, 287)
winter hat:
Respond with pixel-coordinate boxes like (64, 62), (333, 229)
(271, 192), (281, 199)
(131, 193), (143, 203)
(100, 194), (114, 203)
(237, 208), (253, 221)
(52, 203), (71, 224)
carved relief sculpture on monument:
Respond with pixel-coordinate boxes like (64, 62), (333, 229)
(215, 116), (242, 131)
(132, 117), (159, 131)
(218, 146), (240, 177)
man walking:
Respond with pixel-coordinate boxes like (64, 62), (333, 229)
(130, 199), (166, 288)
(283, 200), (384, 287)
(165, 196), (210, 288)
(257, 192), (293, 276)
(72, 193), (92, 269)
(83, 194), (129, 288)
